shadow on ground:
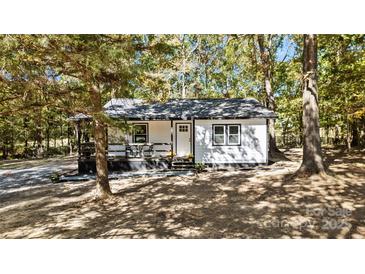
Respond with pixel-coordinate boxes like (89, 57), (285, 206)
(0, 148), (364, 238)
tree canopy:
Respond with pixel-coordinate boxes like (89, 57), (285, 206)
(1, 34), (364, 152)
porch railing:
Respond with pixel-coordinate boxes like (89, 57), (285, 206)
(79, 142), (173, 160)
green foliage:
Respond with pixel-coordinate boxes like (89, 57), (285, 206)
(194, 163), (206, 173)
(49, 172), (60, 183)
(0, 34), (364, 159)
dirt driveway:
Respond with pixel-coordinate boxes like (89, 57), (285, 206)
(0, 149), (364, 238)
(0, 156), (77, 195)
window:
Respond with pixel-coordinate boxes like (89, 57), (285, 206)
(212, 124), (240, 146)
(179, 125), (189, 132)
(228, 125), (240, 145)
(132, 124), (148, 143)
(213, 125), (225, 145)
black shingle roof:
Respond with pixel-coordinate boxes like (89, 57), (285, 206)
(104, 98), (276, 120)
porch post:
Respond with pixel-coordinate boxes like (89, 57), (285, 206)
(67, 123), (73, 155)
(76, 120), (81, 157)
(170, 119), (173, 154)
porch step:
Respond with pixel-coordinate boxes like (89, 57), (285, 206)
(171, 161), (195, 170)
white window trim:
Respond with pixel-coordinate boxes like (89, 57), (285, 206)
(132, 123), (148, 143)
(213, 125), (226, 146)
(227, 125), (240, 145)
(213, 124), (241, 146)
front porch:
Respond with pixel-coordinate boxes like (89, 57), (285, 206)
(78, 142), (194, 173)
(71, 113), (196, 173)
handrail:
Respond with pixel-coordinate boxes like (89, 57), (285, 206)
(79, 142), (172, 159)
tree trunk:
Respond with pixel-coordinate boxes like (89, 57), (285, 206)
(204, 65), (209, 93)
(45, 118), (50, 155)
(351, 121), (359, 147)
(346, 116), (352, 151)
(89, 85), (112, 198)
(325, 126), (329, 145)
(2, 144), (7, 160)
(182, 55), (186, 98)
(61, 125), (64, 148)
(53, 132), (57, 148)
(334, 125), (340, 145)
(35, 109), (43, 158)
(181, 35), (187, 99)
(67, 124), (73, 155)
(75, 122), (81, 157)
(23, 117), (29, 157)
(297, 34), (326, 176)
(10, 130), (15, 157)
(283, 119), (289, 146)
(257, 35), (281, 157)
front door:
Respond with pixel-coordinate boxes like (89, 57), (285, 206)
(176, 123), (191, 157)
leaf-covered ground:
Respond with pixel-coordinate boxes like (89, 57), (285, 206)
(0, 148), (364, 239)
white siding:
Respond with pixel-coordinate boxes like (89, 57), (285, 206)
(194, 119), (268, 164)
(146, 121), (171, 144)
(107, 119), (268, 163)
(145, 121), (171, 156)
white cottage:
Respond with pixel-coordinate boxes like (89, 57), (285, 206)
(76, 98), (276, 172)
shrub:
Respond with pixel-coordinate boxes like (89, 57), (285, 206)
(194, 163), (206, 173)
(49, 172), (60, 183)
